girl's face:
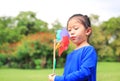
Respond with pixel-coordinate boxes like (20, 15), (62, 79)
(67, 17), (91, 46)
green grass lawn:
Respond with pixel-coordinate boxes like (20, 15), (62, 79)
(97, 62), (120, 81)
(0, 62), (120, 81)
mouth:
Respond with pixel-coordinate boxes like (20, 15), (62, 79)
(71, 36), (76, 40)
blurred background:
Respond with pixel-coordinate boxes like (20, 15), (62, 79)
(0, 0), (120, 81)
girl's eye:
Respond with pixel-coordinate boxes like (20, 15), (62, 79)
(68, 29), (71, 32)
(74, 27), (79, 30)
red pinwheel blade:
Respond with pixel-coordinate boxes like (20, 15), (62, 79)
(58, 36), (69, 56)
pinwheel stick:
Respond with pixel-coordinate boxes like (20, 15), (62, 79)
(53, 39), (56, 74)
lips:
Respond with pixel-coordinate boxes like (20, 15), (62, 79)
(71, 36), (76, 40)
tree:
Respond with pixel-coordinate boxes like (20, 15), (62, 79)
(50, 19), (63, 33)
(101, 16), (120, 61)
(0, 16), (21, 44)
(15, 11), (49, 35)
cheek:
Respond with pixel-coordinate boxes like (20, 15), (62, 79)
(76, 33), (86, 41)
(76, 35), (82, 41)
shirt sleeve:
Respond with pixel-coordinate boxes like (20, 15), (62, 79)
(55, 47), (97, 81)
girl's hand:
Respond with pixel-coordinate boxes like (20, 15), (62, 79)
(48, 74), (56, 81)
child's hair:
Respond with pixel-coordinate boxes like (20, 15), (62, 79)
(67, 14), (91, 29)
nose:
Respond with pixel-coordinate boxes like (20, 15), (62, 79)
(70, 29), (75, 35)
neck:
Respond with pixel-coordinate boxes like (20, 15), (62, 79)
(75, 41), (90, 50)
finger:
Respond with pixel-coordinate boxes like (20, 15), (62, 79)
(51, 73), (56, 76)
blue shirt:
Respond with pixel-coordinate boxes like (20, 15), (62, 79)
(55, 45), (97, 81)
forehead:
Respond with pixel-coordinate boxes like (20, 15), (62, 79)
(67, 17), (83, 27)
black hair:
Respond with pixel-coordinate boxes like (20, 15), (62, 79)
(67, 14), (91, 29)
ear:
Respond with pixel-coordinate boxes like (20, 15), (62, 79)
(86, 27), (92, 36)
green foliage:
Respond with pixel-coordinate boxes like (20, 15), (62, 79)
(15, 11), (49, 35)
(100, 16), (120, 59)
(90, 26), (106, 46)
(0, 11), (49, 44)
(4, 40), (53, 69)
(0, 54), (7, 67)
(14, 41), (33, 69)
(89, 16), (120, 62)
(50, 19), (63, 32)
(34, 59), (41, 69)
(0, 12), (120, 69)
(32, 40), (53, 68)
(16, 42), (31, 59)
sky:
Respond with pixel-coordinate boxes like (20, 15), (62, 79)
(0, 0), (120, 28)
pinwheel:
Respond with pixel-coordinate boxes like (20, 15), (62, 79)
(53, 28), (69, 73)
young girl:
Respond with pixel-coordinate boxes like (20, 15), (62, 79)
(48, 14), (97, 81)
